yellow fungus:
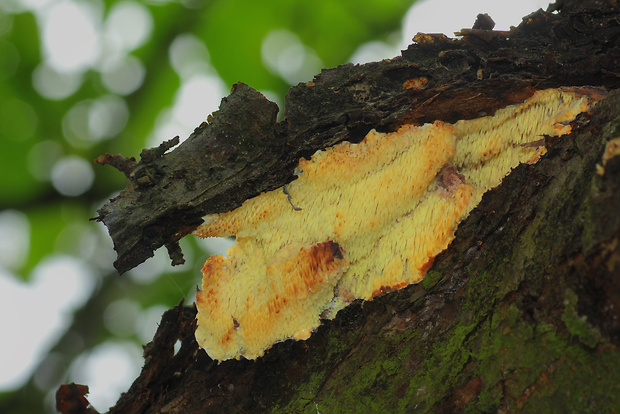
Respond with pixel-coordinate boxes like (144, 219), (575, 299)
(194, 88), (598, 361)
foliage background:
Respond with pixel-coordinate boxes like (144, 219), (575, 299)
(0, 0), (416, 412)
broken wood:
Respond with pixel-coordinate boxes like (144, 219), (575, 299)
(96, 6), (620, 274)
(77, 1), (620, 412)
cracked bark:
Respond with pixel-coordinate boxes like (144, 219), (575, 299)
(66, 2), (620, 413)
(96, 3), (619, 275)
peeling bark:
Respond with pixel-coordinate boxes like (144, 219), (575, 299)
(96, 5), (620, 274)
(70, 2), (620, 413)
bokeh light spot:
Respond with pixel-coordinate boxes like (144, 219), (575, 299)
(62, 100), (92, 145)
(403, 0), (553, 40)
(100, 54), (145, 95)
(148, 73), (226, 147)
(103, 0), (153, 53)
(169, 33), (210, 79)
(128, 246), (170, 284)
(0, 210), (30, 271)
(0, 255), (94, 390)
(32, 63), (83, 100)
(51, 155), (95, 196)
(10, 0), (53, 12)
(88, 95), (129, 140)
(103, 299), (141, 337)
(349, 40), (400, 65)
(69, 341), (141, 412)
(196, 236), (236, 258)
(261, 29), (323, 85)
(172, 74), (226, 133)
(63, 96), (128, 146)
(42, 0), (102, 72)
(137, 305), (168, 343)
(27, 139), (64, 181)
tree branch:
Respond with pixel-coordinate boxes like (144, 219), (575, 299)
(79, 2), (620, 412)
(96, 6), (620, 274)
(106, 89), (620, 413)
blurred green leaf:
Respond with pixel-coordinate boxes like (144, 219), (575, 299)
(201, 0), (414, 94)
(21, 203), (69, 278)
(0, 115), (46, 205)
(6, 11), (39, 67)
(116, 2), (186, 155)
(0, 12), (42, 205)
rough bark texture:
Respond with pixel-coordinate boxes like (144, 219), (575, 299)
(74, 1), (620, 413)
(103, 92), (620, 414)
(97, 2), (619, 275)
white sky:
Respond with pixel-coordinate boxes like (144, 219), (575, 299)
(0, 0), (552, 411)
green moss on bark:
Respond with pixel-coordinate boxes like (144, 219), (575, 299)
(561, 289), (605, 349)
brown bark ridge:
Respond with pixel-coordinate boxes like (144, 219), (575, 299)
(79, 1), (620, 413)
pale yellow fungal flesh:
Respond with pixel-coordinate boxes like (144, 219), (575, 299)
(194, 89), (596, 361)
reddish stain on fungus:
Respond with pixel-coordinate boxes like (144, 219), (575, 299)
(372, 282), (408, 297)
(195, 240), (347, 360)
(419, 257), (436, 274)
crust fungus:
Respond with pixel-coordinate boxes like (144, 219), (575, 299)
(194, 88), (599, 361)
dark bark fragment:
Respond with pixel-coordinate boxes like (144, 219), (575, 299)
(56, 383), (99, 414)
(96, 6), (620, 274)
(472, 13), (496, 30)
(96, 83), (287, 273)
(93, 154), (137, 179)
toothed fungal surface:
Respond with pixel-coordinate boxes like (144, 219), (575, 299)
(193, 89), (597, 361)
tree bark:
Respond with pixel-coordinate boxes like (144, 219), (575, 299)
(95, 1), (619, 275)
(73, 2), (620, 413)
